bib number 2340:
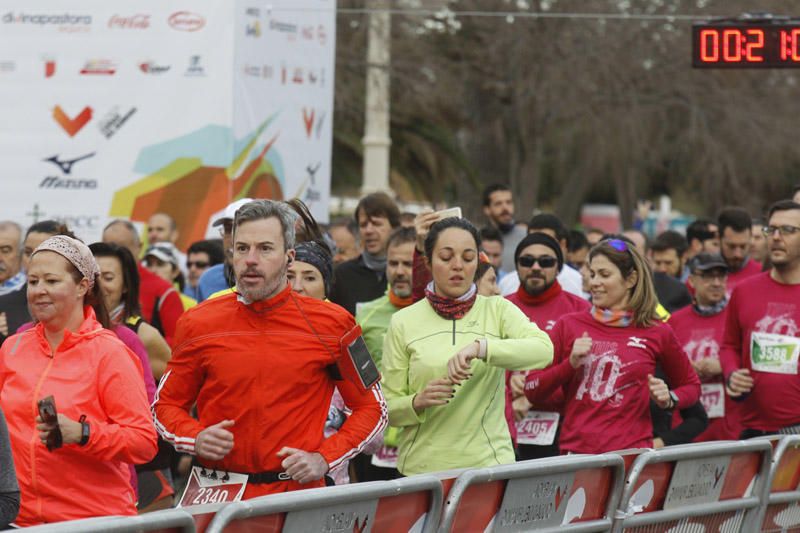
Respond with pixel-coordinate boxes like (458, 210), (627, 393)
(177, 467), (248, 507)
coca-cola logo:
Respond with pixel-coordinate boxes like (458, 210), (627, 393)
(108, 14), (150, 29)
(168, 11), (205, 32)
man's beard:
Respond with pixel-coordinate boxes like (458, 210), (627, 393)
(391, 276), (411, 298)
(236, 263), (287, 303)
(523, 274), (555, 296)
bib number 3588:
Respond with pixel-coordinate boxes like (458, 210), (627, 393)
(177, 467), (248, 508)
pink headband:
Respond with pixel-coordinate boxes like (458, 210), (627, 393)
(32, 236), (100, 289)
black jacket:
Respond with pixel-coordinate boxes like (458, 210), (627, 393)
(329, 255), (388, 316)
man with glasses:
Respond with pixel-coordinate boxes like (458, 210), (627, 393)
(197, 198), (253, 301)
(669, 253), (740, 441)
(722, 200), (800, 438)
(184, 240), (224, 301)
(506, 233), (589, 460)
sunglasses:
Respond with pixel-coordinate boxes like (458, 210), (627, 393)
(187, 261), (210, 269)
(606, 238), (630, 253)
(518, 255), (558, 268)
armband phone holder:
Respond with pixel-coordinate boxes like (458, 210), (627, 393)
(338, 325), (381, 391)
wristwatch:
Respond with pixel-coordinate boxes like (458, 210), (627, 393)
(668, 391), (679, 410)
(78, 415), (90, 446)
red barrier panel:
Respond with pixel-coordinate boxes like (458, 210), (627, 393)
(761, 436), (800, 533)
(439, 455), (625, 532)
(612, 441), (771, 533)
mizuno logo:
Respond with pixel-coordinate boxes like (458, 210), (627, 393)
(627, 336), (647, 349)
(43, 152), (95, 174)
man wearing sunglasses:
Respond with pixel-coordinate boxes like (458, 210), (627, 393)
(506, 233), (590, 460)
(184, 239), (225, 301)
(721, 200), (800, 439)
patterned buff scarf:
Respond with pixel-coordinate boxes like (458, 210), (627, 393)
(591, 306), (633, 327)
(424, 281), (477, 320)
(693, 297), (728, 317)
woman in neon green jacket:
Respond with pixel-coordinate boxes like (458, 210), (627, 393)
(381, 217), (554, 475)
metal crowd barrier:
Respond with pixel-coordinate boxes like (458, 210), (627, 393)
(438, 454), (625, 533)
(611, 440), (773, 533)
(17, 437), (800, 533)
(758, 435), (800, 533)
(203, 474), (443, 533)
(15, 508), (196, 533)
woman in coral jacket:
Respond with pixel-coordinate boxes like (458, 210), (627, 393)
(0, 236), (157, 527)
(525, 238), (701, 454)
(382, 217), (553, 475)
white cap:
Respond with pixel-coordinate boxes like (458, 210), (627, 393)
(212, 198), (254, 227)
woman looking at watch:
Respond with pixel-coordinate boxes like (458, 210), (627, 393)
(382, 217), (553, 475)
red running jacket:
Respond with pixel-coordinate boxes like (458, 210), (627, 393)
(0, 306), (158, 526)
(154, 284), (387, 498)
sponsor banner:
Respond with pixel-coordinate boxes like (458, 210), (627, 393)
(493, 472), (574, 531)
(282, 499), (377, 533)
(0, 0), (334, 244)
(233, 0), (335, 224)
(663, 455), (731, 510)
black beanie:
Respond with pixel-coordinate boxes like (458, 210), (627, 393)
(514, 232), (564, 272)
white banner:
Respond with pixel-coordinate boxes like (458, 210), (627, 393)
(0, 0), (335, 248)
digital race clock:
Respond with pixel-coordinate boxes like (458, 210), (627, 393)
(692, 14), (800, 68)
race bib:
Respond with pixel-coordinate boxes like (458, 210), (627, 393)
(516, 411), (559, 446)
(177, 466), (248, 508)
(370, 445), (398, 468)
(750, 332), (800, 375)
(700, 383), (725, 418)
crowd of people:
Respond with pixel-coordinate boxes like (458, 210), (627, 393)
(1, 183), (800, 527)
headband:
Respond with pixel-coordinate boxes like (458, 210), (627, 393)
(32, 235), (100, 289)
(294, 241), (333, 295)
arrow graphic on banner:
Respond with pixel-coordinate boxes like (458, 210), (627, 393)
(53, 105), (93, 137)
(302, 108), (315, 138)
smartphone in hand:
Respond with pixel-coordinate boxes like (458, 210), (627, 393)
(433, 207), (461, 220)
(37, 395), (63, 451)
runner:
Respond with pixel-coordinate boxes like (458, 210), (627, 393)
(329, 192), (400, 315)
(354, 227), (416, 481)
(505, 233), (590, 459)
(722, 200), (800, 438)
(718, 207), (762, 294)
(154, 200), (386, 499)
(525, 238), (700, 453)
(669, 253), (740, 441)
(0, 407), (18, 529)
(382, 217), (553, 475)
(0, 236), (157, 526)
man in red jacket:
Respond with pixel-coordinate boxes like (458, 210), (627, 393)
(154, 200), (386, 499)
(722, 200), (800, 438)
(506, 233), (589, 459)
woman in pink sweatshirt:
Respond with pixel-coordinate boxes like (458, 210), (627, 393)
(525, 238), (700, 454)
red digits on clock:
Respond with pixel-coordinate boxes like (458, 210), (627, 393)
(781, 29), (800, 62)
(722, 30), (741, 61)
(744, 29), (764, 62)
(700, 29), (719, 62)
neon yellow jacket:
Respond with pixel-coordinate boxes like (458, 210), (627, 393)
(381, 295), (553, 475)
